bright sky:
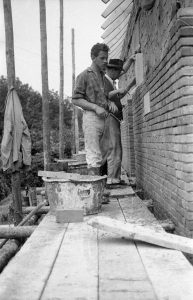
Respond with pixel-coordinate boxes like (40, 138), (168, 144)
(0, 0), (106, 96)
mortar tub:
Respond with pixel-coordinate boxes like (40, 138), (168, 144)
(42, 174), (107, 215)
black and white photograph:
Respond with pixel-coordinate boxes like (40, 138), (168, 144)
(1, 0), (193, 299)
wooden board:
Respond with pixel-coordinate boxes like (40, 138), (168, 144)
(118, 196), (160, 228)
(55, 158), (77, 163)
(0, 215), (68, 300)
(103, 14), (130, 43)
(1, 192), (193, 299)
(110, 46), (123, 58)
(106, 186), (135, 197)
(106, 30), (127, 55)
(41, 222), (98, 300)
(88, 215), (193, 254)
(102, 0), (133, 29)
(102, 0), (130, 18)
(107, 25), (127, 46)
(38, 170), (107, 182)
(110, 48), (122, 59)
(98, 199), (156, 300)
(102, 13), (130, 39)
(120, 197), (193, 300)
(137, 242), (193, 300)
(42, 198), (156, 299)
(102, 9), (130, 37)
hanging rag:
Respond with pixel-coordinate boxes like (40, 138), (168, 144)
(1, 88), (31, 171)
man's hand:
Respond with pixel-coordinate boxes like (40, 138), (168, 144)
(129, 53), (136, 62)
(95, 105), (108, 118)
(122, 54), (136, 74)
(108, 101), (118, 113)
(117, 88), (128, 97)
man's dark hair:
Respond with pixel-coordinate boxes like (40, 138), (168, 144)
(91, 43), (109, 58)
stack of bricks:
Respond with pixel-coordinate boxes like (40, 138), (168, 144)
(132, 9), (193, 237)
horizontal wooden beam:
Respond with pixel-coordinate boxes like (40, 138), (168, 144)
(88, 216), (193, 255)
(23, 206), (49, 215)
(0, 240), (20, 273)
(38, 170), (107, 182)
(102, 0), (133, 29)
(19, 200), (48, 226)
(102, 0), (127, 18)
(0, 226), (36, 239)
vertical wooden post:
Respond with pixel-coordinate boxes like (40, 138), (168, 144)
(71, 28), (79, 154)
(3, 0), (22, 225)
(3, 0), (15, 88)
(39, 0), (50, 170)
(59, 0), (64, 159)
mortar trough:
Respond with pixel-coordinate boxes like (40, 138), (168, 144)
(42, 172), (107, 215)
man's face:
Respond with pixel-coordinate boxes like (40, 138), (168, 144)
(107, 68), (122, 80)
(92, 51), (108, 72)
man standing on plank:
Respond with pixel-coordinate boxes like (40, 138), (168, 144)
(102, 57), (135, 187)
(72, 43), (117, 176)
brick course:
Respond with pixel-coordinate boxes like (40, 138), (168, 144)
(121, 3), (193, 236)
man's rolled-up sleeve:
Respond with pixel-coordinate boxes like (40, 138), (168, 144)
(72, 73), (86, 100)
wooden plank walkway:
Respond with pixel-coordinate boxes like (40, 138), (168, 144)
(0, 188), (193, 299)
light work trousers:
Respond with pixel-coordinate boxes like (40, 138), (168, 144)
(83, 111), (105, 168)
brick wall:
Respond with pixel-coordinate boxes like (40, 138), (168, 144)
(121, 97), (135, 177)
(133, 9), (193, 237)
(120, 2), (193, 236)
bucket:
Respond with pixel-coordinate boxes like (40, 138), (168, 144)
(42, 172), (107, 215)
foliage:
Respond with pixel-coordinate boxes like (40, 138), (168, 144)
(0, 76), (73, 201)
(0, 171), (11, 200)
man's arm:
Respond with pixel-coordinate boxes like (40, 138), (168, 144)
(120, 54), (136, 76)
(72, 98), (108, 118)
(72, 72), (108, 118)
(72, 98), (96, 112)
(109, 77), (136, 100)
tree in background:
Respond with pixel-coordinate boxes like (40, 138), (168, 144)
(0, 76), (73, 201)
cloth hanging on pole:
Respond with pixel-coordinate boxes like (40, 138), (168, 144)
(1, 88), (31, 171)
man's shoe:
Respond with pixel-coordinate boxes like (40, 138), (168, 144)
(118, 180), (128, 186)
(87, 167), (100, 176)
(106, 182), (128, 189)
